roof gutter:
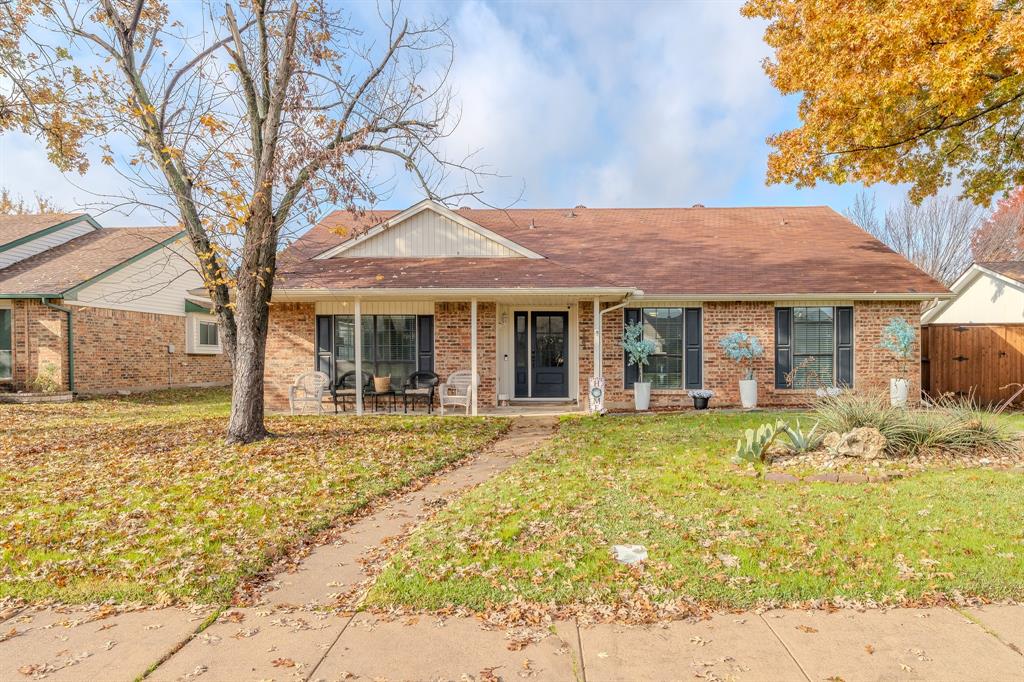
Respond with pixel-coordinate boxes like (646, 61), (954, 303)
(40, 297), (74, 394)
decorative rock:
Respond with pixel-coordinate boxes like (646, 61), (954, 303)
(806, 473), (839, 483)
(823, 431), (842, 451)
(833, 427), (887, 460)
(837, 473), (870, 484)
(764, 472), (800, 484)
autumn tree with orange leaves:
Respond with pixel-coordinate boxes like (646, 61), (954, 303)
(743, 0), (1024, 205)
(2, 0), (479, 443)
(973, 187), (1024, 261)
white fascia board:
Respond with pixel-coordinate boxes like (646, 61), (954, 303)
(272, 286), (637, 302)
(632, 292), (950, 302)
(312, 199), (544, 260)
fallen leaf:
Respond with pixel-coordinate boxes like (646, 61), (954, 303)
(272, 657), (295, 668)
(796, 625), (818, 633)
(864, 644), (874, 655)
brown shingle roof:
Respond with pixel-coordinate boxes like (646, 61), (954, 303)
(0, 226), (183, 295)
(278, 205), (949, 296)
(978, 261), (1024, 285)
(0, 213), (90, 249)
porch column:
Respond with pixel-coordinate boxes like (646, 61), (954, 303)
(471, 298), (478, 416)
(354, 298), (363, 416)
(593, 297), (602, 379)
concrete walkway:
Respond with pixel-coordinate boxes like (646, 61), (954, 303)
(3, 416), (1022, 681)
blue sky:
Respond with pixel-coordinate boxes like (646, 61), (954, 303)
(0, 0), (908, 229)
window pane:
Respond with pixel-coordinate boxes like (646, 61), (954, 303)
(199, 321), (218, 346)
(334, 315), (355, 379)
(792, 306), (834, 388)
(0, 310), (11, 380)
(642, 308), (683, 389)
(374, 315), (416, 380)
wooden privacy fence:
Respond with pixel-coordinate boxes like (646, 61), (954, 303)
(921, 324), (1024, 405)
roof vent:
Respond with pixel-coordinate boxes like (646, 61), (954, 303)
(780, 219), (789, 225)
(564, 208), (576, 218)
(691, 203), (705, 208)
(575, 204), (586, 209)
(529, 219), (537, 229)
(458, 205), (472, 211)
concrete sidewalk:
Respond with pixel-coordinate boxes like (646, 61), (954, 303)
(2, 415), (1022, 681)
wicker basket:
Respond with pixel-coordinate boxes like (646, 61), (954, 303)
(373, 376), (392, 392)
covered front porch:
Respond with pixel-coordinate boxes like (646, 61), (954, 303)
(266, 288), (637, 416)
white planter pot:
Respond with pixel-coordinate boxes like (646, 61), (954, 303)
(739, 379), (758, 409)
(634, 382), (652, 411)
(890, 378), (909, 407)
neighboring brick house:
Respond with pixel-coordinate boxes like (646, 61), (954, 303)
(266, 200), (949, 413)
(0, 213), (231, 395)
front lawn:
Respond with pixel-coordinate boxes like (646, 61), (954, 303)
(369, 412), (1024, 618)
(0, 388), (507, 605)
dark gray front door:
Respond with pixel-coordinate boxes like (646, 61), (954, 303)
(531, 312), (568, 398)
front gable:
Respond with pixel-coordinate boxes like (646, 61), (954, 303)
(314, 200), (542, 260)
(923, 265), (1024, 324)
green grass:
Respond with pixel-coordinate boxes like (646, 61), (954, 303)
(369, 412), (1024, 615)
(0, 387), (508, 605)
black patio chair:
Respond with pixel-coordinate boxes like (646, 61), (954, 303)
(401, 370), (439, 414)
(333, 370), (373, 413)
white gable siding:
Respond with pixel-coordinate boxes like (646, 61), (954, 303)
(341, 210), (522, 258)
(68, 239), (203, 317)
(929, 271), (1024, 324)
(0, 220), (96, 270)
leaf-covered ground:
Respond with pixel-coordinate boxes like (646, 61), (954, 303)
(0, 387), (507, 605)
(369, 412), (1024, 620)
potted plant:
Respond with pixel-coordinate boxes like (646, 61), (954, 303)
(880, 317), (916, 407)
(719, 332), (764, 409)
(622, 321), (656, 411)
(688, 389), (714, 410)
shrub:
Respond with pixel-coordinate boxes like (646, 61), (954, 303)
(719, 332), (764, 380)
(814, 391), (1017, 457)
(29, 361), (61, 393)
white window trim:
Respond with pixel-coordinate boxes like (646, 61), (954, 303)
(186, 312), (223, 355)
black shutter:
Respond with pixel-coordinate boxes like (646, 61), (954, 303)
(316, 315), (333, 379)
(836, 306), (853, 387)
(684, 307), (702, 389)
(416, 315), (434, 373)
(775, 308), (792, 389)
(623, 308), (641, 389)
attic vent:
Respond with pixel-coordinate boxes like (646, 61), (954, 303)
(574, 204), (586, 209)
(691, 203), (705, 208)
(529, 219), (537, 229)
(564, 208), (576, 218)
(780, 219), (789, 225)
(458, 206), (472, 211)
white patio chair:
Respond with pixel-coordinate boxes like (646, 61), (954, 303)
(289, 370), (330, 415)
(438, 370), (476, 415)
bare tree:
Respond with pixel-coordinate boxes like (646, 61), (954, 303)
(845, 191), (980, 285)
(5, 0), (479, 442)
(973, 187), (1024, 262)
(0, 188), (64, 214)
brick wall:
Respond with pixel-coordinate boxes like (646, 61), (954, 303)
(264, 302), (316, 411)
(581, 299), (922, 409)
(4, 299), (232, 394)
(434, 301), (497, 407)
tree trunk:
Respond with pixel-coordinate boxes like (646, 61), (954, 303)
(225, 278), (272, 444)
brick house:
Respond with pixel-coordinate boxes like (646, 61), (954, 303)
(0, 213), (231, 395)
(266, 200), (949, 413)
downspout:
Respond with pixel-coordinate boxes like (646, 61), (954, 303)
(41, 298), (74, 394)
(593, 288), (644, 389)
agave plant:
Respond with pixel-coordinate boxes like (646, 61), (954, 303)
(780, 418), (822, 453)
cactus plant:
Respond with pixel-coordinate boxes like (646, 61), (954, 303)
(734, 421), (782, 464)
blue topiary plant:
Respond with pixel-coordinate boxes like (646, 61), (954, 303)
(621, 322), (656, 382)
(879, 317), (916, 377)
(719, 331), (764, 380)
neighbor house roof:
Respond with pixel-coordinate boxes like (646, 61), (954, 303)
(277, 202), (949, 298)
(0, 213), (96, 251)
(976, 261), (1024, 285)
(0, 226), (184, 296)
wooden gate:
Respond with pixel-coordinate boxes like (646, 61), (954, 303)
(921, 324), (1024, 405)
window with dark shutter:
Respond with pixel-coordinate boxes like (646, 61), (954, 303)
(315, 315), (333, 378)
(684, 307), (702, 389)
(775, 308), (792, 388)
(416, 315), (434, 373)
(836, 306), (853, 387)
